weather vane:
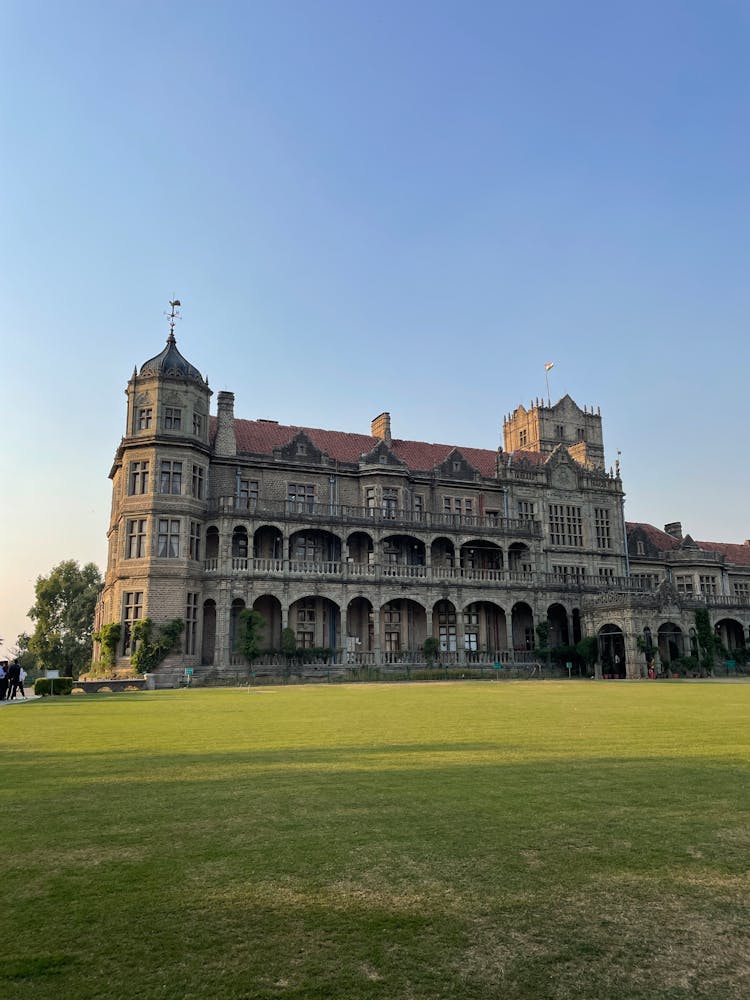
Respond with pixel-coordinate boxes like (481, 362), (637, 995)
(165, 298), (182, 336)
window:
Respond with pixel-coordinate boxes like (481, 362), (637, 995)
(192, 413), (203, 436)
(556, 424), (565, 439)
(444, 497), (473, 521)
(185, 593), (198, 655)
(632, 573), (659, 590)
(598, 567), (615, 579)
(296, 599), (316, 648)
(157, 518), (181, 558)
(517, 500), (535, 521)
(382, 488), (398, 518)
(238, 478), (258, 510)
(128, 461), (149, 495)
(125, 518), (147, 559)
(733, 581), (749, 601)
(189, 521), (201, 561)
(595, 509), (611, 549)
(699, 575), (717, 595)
(366, 487), (377, 516)
(576, 427), (585, 441)
(675, 574), (694, 595)
(636, 540), (645, 556)
(293, 534), (319, 562)
(159, 460), (182, 495)
(122, 591), (143, 655)
(164, 407), (182, 430)
(519, 429), (528, 447)
(192, 465), (205, 500)
(464, 607), (479, 651)
(383, 604), (401, 652)
(288, 483), (315, 512)
(138, 407), (152, 430)
(549, 505), (583, 547)
(413, 495), (424, 520)
(437, 602), (456, 652)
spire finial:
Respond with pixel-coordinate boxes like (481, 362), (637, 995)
(165, 298), (182, 341)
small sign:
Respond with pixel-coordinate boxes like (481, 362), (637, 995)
(726, 660), (736, 671)
(493, 662), (502, 671)
(47, 670), (60, 679)
(184, 667), (194, 676)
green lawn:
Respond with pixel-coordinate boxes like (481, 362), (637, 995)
(2, 682), (749, 1000)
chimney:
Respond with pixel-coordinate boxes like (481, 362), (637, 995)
(664, 522), (683, 540)
(371, 411), (391, 445)
(215, 391), (236, 457)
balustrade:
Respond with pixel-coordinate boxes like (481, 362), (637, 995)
(208, 496), (542, 537)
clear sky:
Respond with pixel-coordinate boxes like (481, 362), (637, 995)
(1, 1), (749, 654)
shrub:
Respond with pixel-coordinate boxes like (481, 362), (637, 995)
(131, 618), (184, 674)
(92, 621), (121, 671)
(34, 677), (74, 696)
(423, 637), (439, 666)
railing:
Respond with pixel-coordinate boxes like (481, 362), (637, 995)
(207, 497), (542, 537)
(200, 559), (664, 595)
(227, 649), (543, 670)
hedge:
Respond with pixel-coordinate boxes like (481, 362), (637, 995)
(34, 677), (74, 696)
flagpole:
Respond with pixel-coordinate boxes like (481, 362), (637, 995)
(545, 369), (550, 406)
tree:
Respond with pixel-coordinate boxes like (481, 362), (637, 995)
(237, 609), (266, 666)
(423, 636), (439, 667)
(28, 560), (102, 678)
(11, 633), (38, 677)
(694, 608), (720, 677)
(575, 636), (599, 676)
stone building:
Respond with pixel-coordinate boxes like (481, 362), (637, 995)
(96, 329), (750, 684)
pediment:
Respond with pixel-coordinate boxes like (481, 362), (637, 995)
(435, 448), (478, 480)
(274, 431), (326, 463)
(360, 439), (406, 467)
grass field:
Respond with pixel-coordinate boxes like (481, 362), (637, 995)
(1, 681), (749, 1000)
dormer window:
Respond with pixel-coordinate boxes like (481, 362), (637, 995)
(164, 407), (182, 430)
(452, 461), (461, 472)
(138, 407), (152, 430)
(297, 441), (307, 456)
(636, 541), (645, 556)
(379, 454), (387, 464)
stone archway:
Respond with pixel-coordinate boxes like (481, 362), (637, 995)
(253, 595), (282, 649)
(598, 624), (626, 678)
(657, 622), (684, 666)
(511, 602), (534, 652)
(201, 599), (216, 665)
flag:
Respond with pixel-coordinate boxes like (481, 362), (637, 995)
(544, 362), (554, 372)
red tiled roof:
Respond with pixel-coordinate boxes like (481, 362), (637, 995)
(209, 416), (547, 476)
(697, 541), (750, 566)
(627, 522), (750, 565)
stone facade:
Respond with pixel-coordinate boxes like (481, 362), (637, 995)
(96, 332), (750, 684)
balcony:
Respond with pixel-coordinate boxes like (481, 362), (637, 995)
(207, 497), (542, 538)
(201, 558), (617, 593)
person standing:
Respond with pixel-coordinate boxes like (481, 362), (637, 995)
(6, 660), (20, 700)
(17, 665), (27, 699)
(0, 661), (7, 701)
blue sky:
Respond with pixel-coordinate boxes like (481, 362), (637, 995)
(2, 1), (749, 652)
